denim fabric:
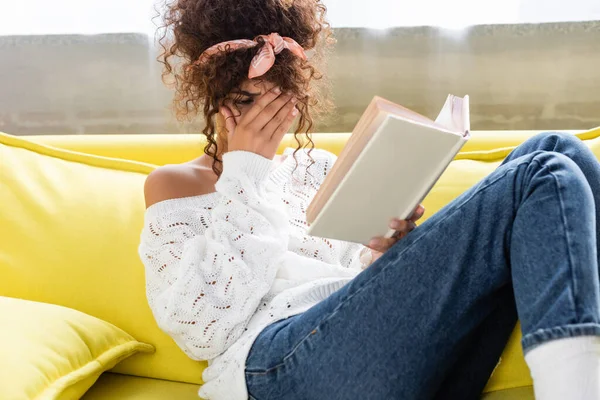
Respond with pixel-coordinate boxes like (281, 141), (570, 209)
(245, 132), (600, 400)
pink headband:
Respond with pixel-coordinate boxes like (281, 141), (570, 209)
(195, 33), (307, 79)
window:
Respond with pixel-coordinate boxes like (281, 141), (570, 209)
(0, 0), (598, 135)
(327, 0), (600, 28)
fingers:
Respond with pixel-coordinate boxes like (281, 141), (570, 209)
(368, 236), (396, 253)
(242, 86), (284, 125)
(388, 206), (424, 232)
(389, 217), (417, 244)
(410, 204), (425, 222)
(219, 106), (236, 140)
(389, 218), (408, 231)
(390, 218), (417, 230)
(368, 206), (425, 254)
(248, 92), (294, 132)
(264, 98), (298, 140)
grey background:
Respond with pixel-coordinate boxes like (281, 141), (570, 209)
(0, 21), (599, 135)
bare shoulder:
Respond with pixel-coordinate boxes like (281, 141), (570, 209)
(144, 161), (218, 209)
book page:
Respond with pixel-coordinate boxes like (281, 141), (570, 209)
(434, 94), (470, 137)
(376, 97), (451, 132)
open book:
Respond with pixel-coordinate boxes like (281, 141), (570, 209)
(306, 94), (470, 244)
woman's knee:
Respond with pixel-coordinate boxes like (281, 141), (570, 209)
(530, 151), (591, 194)
(527, 131), (586, 154)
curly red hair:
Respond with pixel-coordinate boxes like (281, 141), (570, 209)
(157, 0), (333, 175)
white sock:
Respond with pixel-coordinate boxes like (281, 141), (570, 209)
(525, 335), (600, 400)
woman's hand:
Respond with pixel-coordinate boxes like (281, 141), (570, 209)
(367, 205), (425, 263)
(220, 86), (298, 159)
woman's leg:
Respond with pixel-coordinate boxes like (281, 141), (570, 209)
(502, 131), (600, 257)
(245, 133), (600, 400)
(438, 131), (600, 397)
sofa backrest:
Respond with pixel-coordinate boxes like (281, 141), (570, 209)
(0, 133), (206, 385)
(27, 131), (581, 166)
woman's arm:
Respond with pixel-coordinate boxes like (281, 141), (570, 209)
(139, 151), (289, 361)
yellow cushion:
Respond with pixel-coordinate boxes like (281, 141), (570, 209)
(0, 297), (153, 400)
(0, 132), (207, 384)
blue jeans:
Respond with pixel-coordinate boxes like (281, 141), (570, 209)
(245, 132), (600, 400)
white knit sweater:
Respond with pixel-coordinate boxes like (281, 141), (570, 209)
(139, 148), (366, 399)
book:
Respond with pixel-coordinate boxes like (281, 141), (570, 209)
(306, 94), (470, 244)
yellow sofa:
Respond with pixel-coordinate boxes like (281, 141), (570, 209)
(1, 128), (599, 400)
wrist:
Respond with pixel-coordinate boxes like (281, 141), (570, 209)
(220, 151), (274, 184)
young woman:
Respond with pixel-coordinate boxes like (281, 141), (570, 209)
(139, 1), (600, 399)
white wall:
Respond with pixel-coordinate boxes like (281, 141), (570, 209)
(519, 0), (600, 23)
(1, 0), (599, 36)
(0, 0), (156, 35)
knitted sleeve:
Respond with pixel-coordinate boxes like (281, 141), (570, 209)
(308, 149), (368, 270)
(138, 151), (289, 361)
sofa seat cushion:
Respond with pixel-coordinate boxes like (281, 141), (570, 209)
(83, 374), (531, 400)
(81, 373), (531, 400)
(481, 386), (534, 400)
(0, 297), (153, 400)
(81, 373), (200, 400)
